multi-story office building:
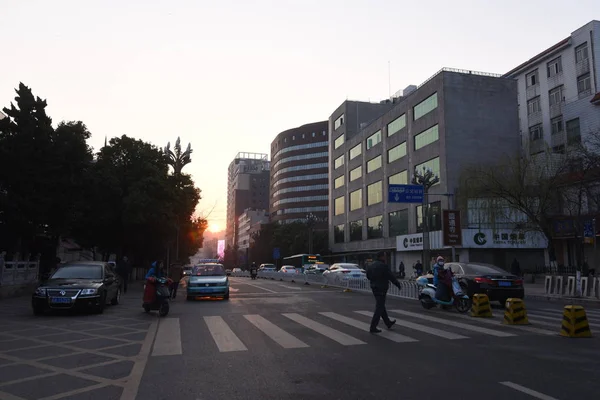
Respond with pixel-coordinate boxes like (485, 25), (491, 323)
(504, 20), (600, 156)
(269, 121), (330, 224)
(237, 208), (269, 250)
(328, 68), (548, 271)
(225, 153), (270, 248)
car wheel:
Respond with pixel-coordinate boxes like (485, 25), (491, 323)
(223, 291), (230, 300)
(111, 288), (121, 305)
(94, 293), (106, 314)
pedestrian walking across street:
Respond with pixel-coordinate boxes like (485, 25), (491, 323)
(366, 251), (402, 333)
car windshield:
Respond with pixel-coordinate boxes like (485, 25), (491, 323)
(192, 264), (225, 276)
(463, 263), (504, 275)
(51, 265), (103, 280)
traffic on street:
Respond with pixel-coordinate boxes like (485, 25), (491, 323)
(0, 275), (598, 400)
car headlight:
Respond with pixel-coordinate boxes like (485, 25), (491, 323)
(35, 288), (47, 296)
(80, 288), (98, 295)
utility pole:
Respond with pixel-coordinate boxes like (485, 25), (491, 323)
(412, 166), (439, 270)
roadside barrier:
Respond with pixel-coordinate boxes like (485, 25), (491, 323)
(470, 294), (493, 318)
(560, 305), (592, 338)
(230, 271), (420, 300)
(503, 298), (530, 325)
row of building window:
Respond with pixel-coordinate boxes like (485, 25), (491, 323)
(272, 184), (328, 198)
(333, 202), (442, 242)
(335, 123), (440, 172)
(272, 162), (328, 178)
(272, 195), (328, 207)
(526, 42), (589, 87)
(272, 173), (328, 188)
(272, 140), (328, 160)
(529, 116), (580, 145)
(333, 157), (441, 216)
(272, 151), (328, 169)
(279, 131), (327, 146)
(279, 206), (328, 215)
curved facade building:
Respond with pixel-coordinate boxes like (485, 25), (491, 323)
(270, 121), (329, 224)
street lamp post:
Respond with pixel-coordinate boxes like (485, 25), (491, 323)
(164, 138), (192, 264)
(306, 213), (316, 255)
(412, 166), (439, 270)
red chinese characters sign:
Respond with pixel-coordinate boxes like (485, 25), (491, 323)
(443, 210), (462, 246)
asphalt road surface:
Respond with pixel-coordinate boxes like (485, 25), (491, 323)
(0, 277), (599, 400)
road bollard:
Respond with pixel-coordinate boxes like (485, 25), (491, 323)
(560, 305), (592, 338)
(503, 298), (530, 325)
(470, 294), (493, 318)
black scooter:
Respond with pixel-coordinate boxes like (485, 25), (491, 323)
(143, 276), (172, 317)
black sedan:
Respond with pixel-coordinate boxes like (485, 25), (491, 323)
(32, 261), (121, 315)
(447, 262), (524, 305)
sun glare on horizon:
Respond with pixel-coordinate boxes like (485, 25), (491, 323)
(208, 223), (221, 233)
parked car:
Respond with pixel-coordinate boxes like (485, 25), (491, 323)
(323, 263), (366, 280)
(186, 263), (230, 300)
(304, 264), (328, 275)
(32, 261), (121, 315)
(446, 262), (524, 305)
(232, 268), (243, 274)
(279, 265), (299, 274)
(183, 266), (193, 276)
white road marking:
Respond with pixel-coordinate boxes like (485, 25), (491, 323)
(527, 312), (600, 329)
(389, 310), (516, 337)
(204, 316), (247, 352)
(442, 310), (556, 335)
(319, 312), (418, 343)
(499, 381), (560, 400)
(244, 314), (309, 349)
(238, 282), (277, 293)
(283, 313), (366, 346)
(151, 318), (182, 356)
(279, 285), (302, 290)
(354, 311), (469, 340)
(120, 320), (158, 400)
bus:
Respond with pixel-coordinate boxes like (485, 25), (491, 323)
(282, 254), (325, 270)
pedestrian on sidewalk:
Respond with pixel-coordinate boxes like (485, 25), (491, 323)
(169, 263), (183, 299)
(511, 258), (521, 277)
(116, 256), (131, 293)
(366, 251), (402, 333)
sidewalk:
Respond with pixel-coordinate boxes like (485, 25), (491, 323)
(524, 282), (600, 305)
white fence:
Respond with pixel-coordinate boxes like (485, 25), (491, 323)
(0, 254), (40, 287)
(544, 275), (600, 299)
(231, 271), (420, 300)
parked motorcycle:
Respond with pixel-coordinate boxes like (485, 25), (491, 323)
(416, 273), (472, 313)
(143, 276), (173, 316)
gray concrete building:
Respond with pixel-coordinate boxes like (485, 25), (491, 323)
(328, 68), (529, 271)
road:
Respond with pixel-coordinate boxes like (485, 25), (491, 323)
(0, 277), (599, 400)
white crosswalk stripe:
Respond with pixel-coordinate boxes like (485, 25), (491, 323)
(147, 307), (594, 356)
(354, 311), (470, 340)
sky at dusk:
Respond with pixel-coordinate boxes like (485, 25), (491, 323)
(1, 0), (598, 233)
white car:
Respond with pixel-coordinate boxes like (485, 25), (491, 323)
(323, 263), (366, 280)
(279, 265), (299, 274)
(232, 268), (243, 273)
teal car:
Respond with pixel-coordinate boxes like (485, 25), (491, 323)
(186, 263), (230, 301)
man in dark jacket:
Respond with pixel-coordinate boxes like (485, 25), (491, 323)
(366, 251), (402, 333)
(116, 256), (131, 294)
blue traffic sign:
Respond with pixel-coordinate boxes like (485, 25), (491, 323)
(388, 184), (424, 203)
(584, 220), (594, 238)
(273, 247), (280, 260)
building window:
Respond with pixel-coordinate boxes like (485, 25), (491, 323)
(389, 210), (408, 236)
(334, 155), (344, 169)
(389, 170), (408, 185)
(527, 96), (541, 115)
(334, 196), (345, 216)
(349, 143), (362, 160)
(334, 175), (345, 189)
(292, 135), (295, 140)
(575, 43), (589, 63)
(367, 155), (382, 173)
(367, 215), (383, 239)
(350, 166), (362, 181)
(387, 114), (406, 137)
(577, 73), (591, 95)
(566, 118), (581, 145)
(416, 201), (442, 233)
(349, 220), (362, 241)
(350, 189), (362, 211)
(312, 132), (315, 137)
(547, 57), (562, 77)
(334, 224), (345, 243)
(551, 116), (563, 136)
(549, 86), (563, 106)
(367, 181), (382, 206)
(366, 130), (382, 149)
(526, 70), (538, 87)
(414, 124), (439, 150)
(334, 114), (344, 130)
(415, 157), (440, 185)
(388, 142), (407, 163)
(334, 134), (345, 149)
(413, 93), (438, 120)
(529, 124), (543, 141)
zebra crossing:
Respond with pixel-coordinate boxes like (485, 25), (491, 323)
(150, 307), (600, 356)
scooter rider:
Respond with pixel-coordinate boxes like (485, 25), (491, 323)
(432, 256), (451, 302)
(250, 262), (258, 279)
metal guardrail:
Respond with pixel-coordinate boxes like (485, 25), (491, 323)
(231, 271), (420, 300)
